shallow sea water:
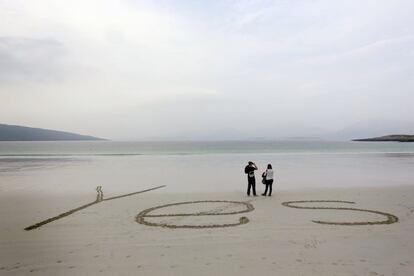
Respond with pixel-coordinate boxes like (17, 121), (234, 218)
(1, 141), (414, 196)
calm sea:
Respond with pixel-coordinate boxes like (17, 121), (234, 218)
(1, 140), (414, 195)
(1, 140), (414, 156)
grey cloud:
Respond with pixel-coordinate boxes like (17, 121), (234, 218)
(0, 36), (65, 83)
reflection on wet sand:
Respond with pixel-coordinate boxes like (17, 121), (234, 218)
(0, 157), (83, 173)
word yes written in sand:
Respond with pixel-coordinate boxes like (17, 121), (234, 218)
(25, 186), (398, 231)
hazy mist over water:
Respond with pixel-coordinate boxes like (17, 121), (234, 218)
(1, 141), (414, 195)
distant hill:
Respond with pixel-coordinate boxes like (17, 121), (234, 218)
(0, 124), (105, 141)
(326, 119), (414, 140)
(353, 135), (414, 142)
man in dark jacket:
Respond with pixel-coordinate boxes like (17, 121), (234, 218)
(244, 161), (258, 196)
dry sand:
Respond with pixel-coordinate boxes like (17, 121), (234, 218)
(1, 186), (414, 275)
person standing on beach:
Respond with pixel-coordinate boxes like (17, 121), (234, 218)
(261, 164), (274, 196)
(244, 161), (258, 196)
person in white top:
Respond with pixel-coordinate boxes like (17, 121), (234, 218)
(261, 164), (274, 196)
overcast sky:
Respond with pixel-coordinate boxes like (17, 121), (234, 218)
(1, 0), (413, 139)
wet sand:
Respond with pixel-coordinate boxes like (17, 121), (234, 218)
(1, 186), (413, 275)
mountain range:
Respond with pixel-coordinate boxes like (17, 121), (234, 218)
(0, 124), (104, 141)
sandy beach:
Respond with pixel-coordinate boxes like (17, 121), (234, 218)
(1, 185), (413, 276)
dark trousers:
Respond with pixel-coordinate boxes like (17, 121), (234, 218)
(263, 179), (274, 196)
(247, 177), (256, 196)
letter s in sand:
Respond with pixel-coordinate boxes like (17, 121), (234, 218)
(282, 200), (398, 225)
